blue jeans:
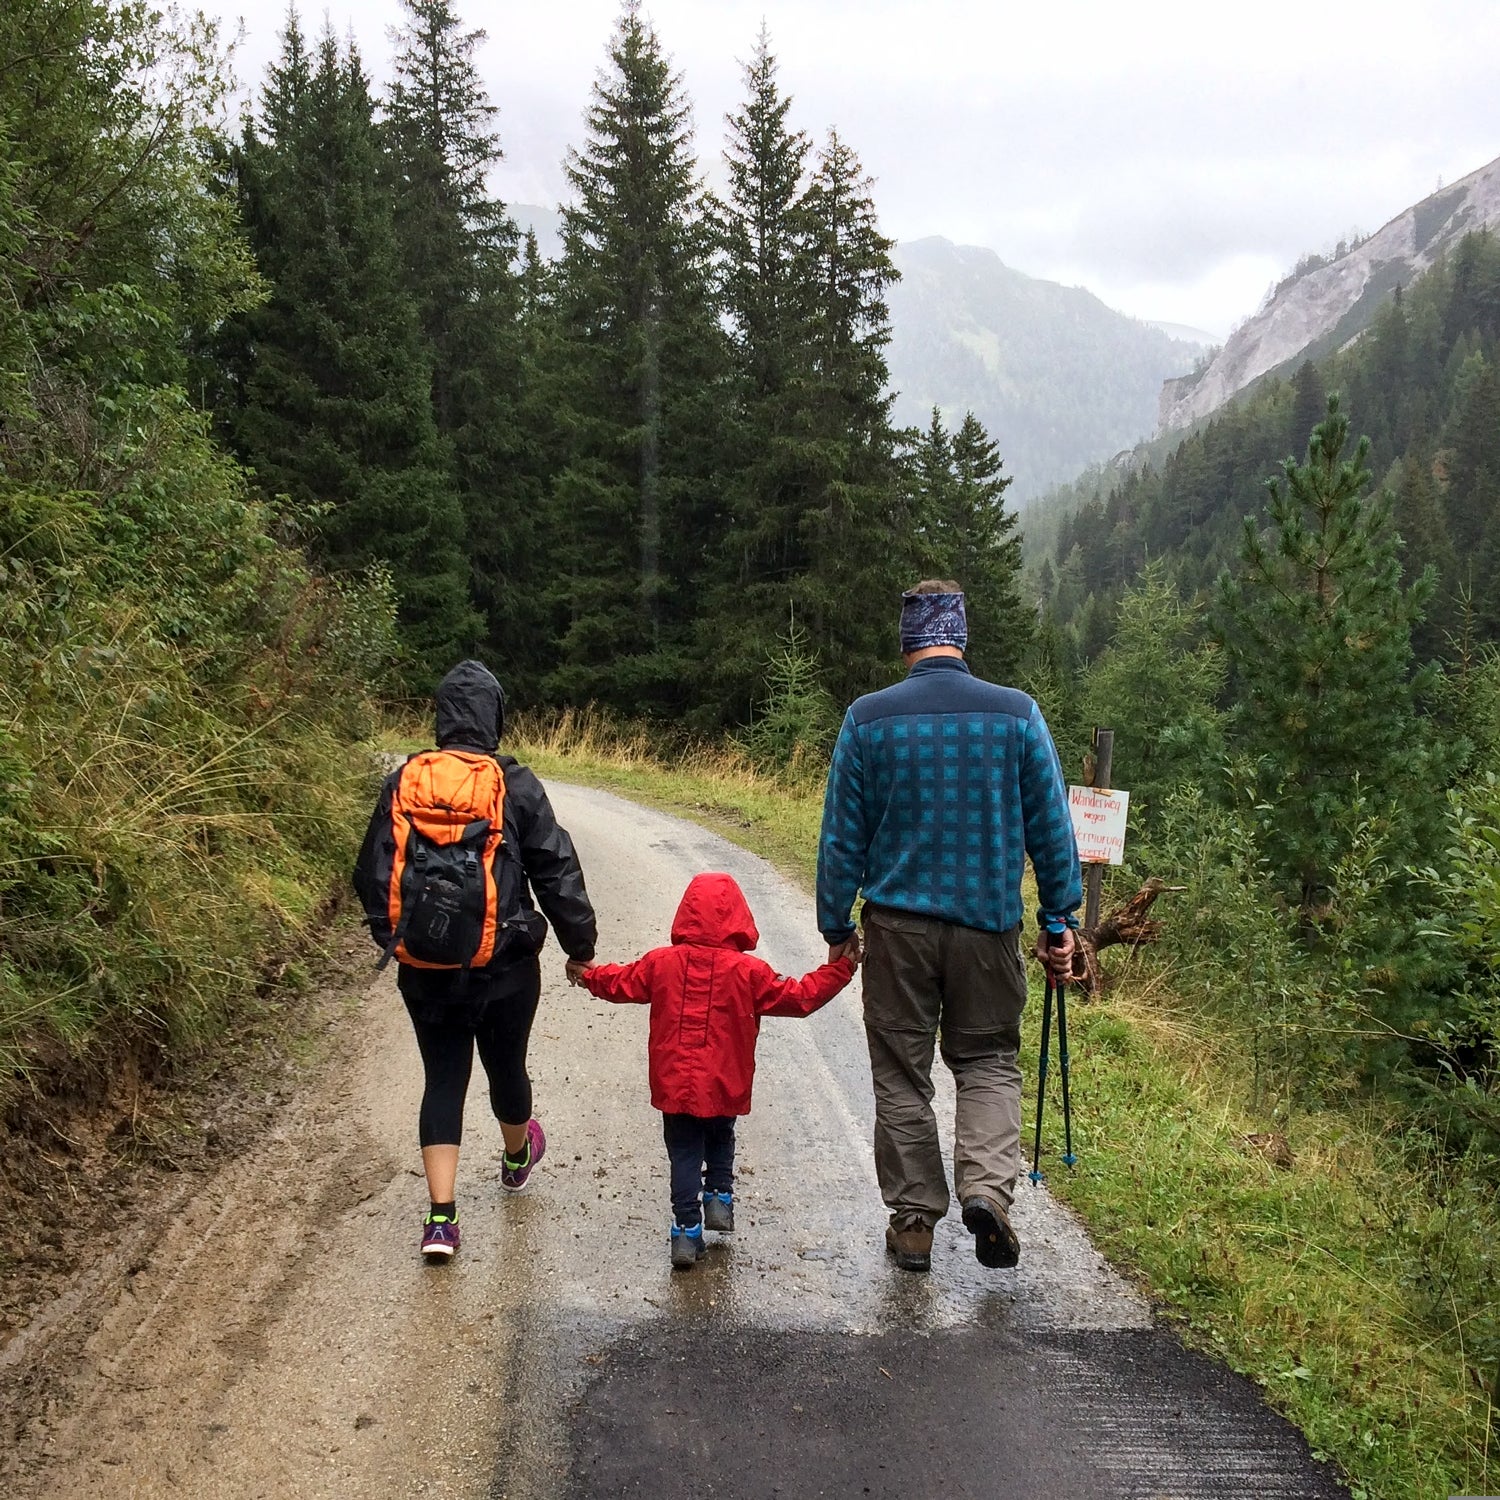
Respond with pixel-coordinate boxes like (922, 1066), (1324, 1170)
(661, 1112), (735, 1227)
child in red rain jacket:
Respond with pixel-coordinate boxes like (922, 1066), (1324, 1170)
(572, 872), (856, 1270)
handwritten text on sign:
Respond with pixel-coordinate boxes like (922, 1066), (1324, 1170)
(1068, 786), (1130, 866)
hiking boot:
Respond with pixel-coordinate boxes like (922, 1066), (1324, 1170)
(670, 1222), (706, 1270)
(884, 1219), (933, 1273)
(420, 1212), (460, 1263)
(702, 1191), (734, 1233)
(501, 1118), (547, 1193)
(962, 1194), (1021, 1269)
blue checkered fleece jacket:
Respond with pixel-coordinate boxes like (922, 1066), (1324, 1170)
(817, 657), (1083, 943)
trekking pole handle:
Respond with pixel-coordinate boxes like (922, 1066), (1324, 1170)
(1046, 926), (1068, 973)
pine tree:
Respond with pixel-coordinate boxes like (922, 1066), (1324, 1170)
(1216, 395), (1437, 915)
(224, 18), (477, 684)
(545, 2), (726, 713)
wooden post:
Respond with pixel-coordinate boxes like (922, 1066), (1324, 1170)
(1082, 727), (1114, 933)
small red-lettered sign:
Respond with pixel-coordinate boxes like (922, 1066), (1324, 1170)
(1068, 785), (1130, 866)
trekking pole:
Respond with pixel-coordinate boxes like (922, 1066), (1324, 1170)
(1029, 960), (1055, 1186)
(1056, 945), (1078, 1169)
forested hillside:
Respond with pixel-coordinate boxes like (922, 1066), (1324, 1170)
(0, 0), (394, 1108)
(886, 237), (1206, 499)
(212, 3), (1032, 725)
(1039, 230), (1500, 662)
(1160, 153), (1500, 431)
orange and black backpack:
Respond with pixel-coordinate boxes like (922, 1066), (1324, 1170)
(371, 749), (525, 972)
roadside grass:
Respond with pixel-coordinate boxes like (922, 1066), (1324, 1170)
(1036, 972), (1495, 1500)
(1, 650), (372, 1113)
(483, 714), (1497, 1500)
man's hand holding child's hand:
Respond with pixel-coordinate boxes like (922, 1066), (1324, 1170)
(828, 932), (863, 969)
(565, 958), (591, 986)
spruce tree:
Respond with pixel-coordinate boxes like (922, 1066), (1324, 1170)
(545, 2), (726, 713)
(1080, 562), (1224, 834)
(380, 0), (542, 692)
(1288, 360), (1326, 459)
(720, 27), (810, 400)
(1470, 469), (1500, 639)
(224, 18), (477, 684)
(1216, 394), (1437, 916)
(788, 127), (910, 701)
(910, 407), (1031, 680)
(946, 412), (1031, 680)
(1444, 352), (1500, 556)
(911, 407), (957, 536)
(699, 29), (818, 721)
(383, 0), (513, 395)
(1392, 453), (1458, 658)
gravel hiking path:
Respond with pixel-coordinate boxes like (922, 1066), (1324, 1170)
(0, 782), (1347, 1499)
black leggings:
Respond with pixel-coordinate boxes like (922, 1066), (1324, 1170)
(404, 969), (542, 1147)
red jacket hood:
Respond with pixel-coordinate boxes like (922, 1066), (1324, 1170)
(670, 873), (759, 951)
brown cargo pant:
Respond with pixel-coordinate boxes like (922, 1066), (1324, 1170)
(861, 904), (1029, 1229)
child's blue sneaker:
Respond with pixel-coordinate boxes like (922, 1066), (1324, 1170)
(670, 1221), (706, 1270)
(702, 1191), (734, 1233)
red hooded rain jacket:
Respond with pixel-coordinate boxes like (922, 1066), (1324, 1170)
(581, 872), (854, 1117)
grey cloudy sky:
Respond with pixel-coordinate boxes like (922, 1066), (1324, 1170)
(207, 0), (1500, 338)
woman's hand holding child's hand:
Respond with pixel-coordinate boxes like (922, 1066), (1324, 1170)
(565, 959), (591, 986)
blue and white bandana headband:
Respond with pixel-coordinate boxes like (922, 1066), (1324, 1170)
(899, 591), (967, 653)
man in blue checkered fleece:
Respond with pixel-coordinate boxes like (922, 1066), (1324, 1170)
(817, 579), (1081, 1275)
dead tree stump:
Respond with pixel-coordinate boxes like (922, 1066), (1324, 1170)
(1070, 876), (1183, 996)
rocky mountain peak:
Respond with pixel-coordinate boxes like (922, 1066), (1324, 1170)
(1159, 152), (1500, 433)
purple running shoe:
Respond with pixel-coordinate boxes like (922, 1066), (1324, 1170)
(501, 1118), (546, 1193)
(420, 1213), (460, 1262)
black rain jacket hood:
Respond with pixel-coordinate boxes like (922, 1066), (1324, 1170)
(435, 659), (505, 752)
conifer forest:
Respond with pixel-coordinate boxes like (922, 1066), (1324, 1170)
(2, 0), (1498, 1478)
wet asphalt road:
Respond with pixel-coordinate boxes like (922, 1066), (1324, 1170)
(7, 783), (1347, 1499)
